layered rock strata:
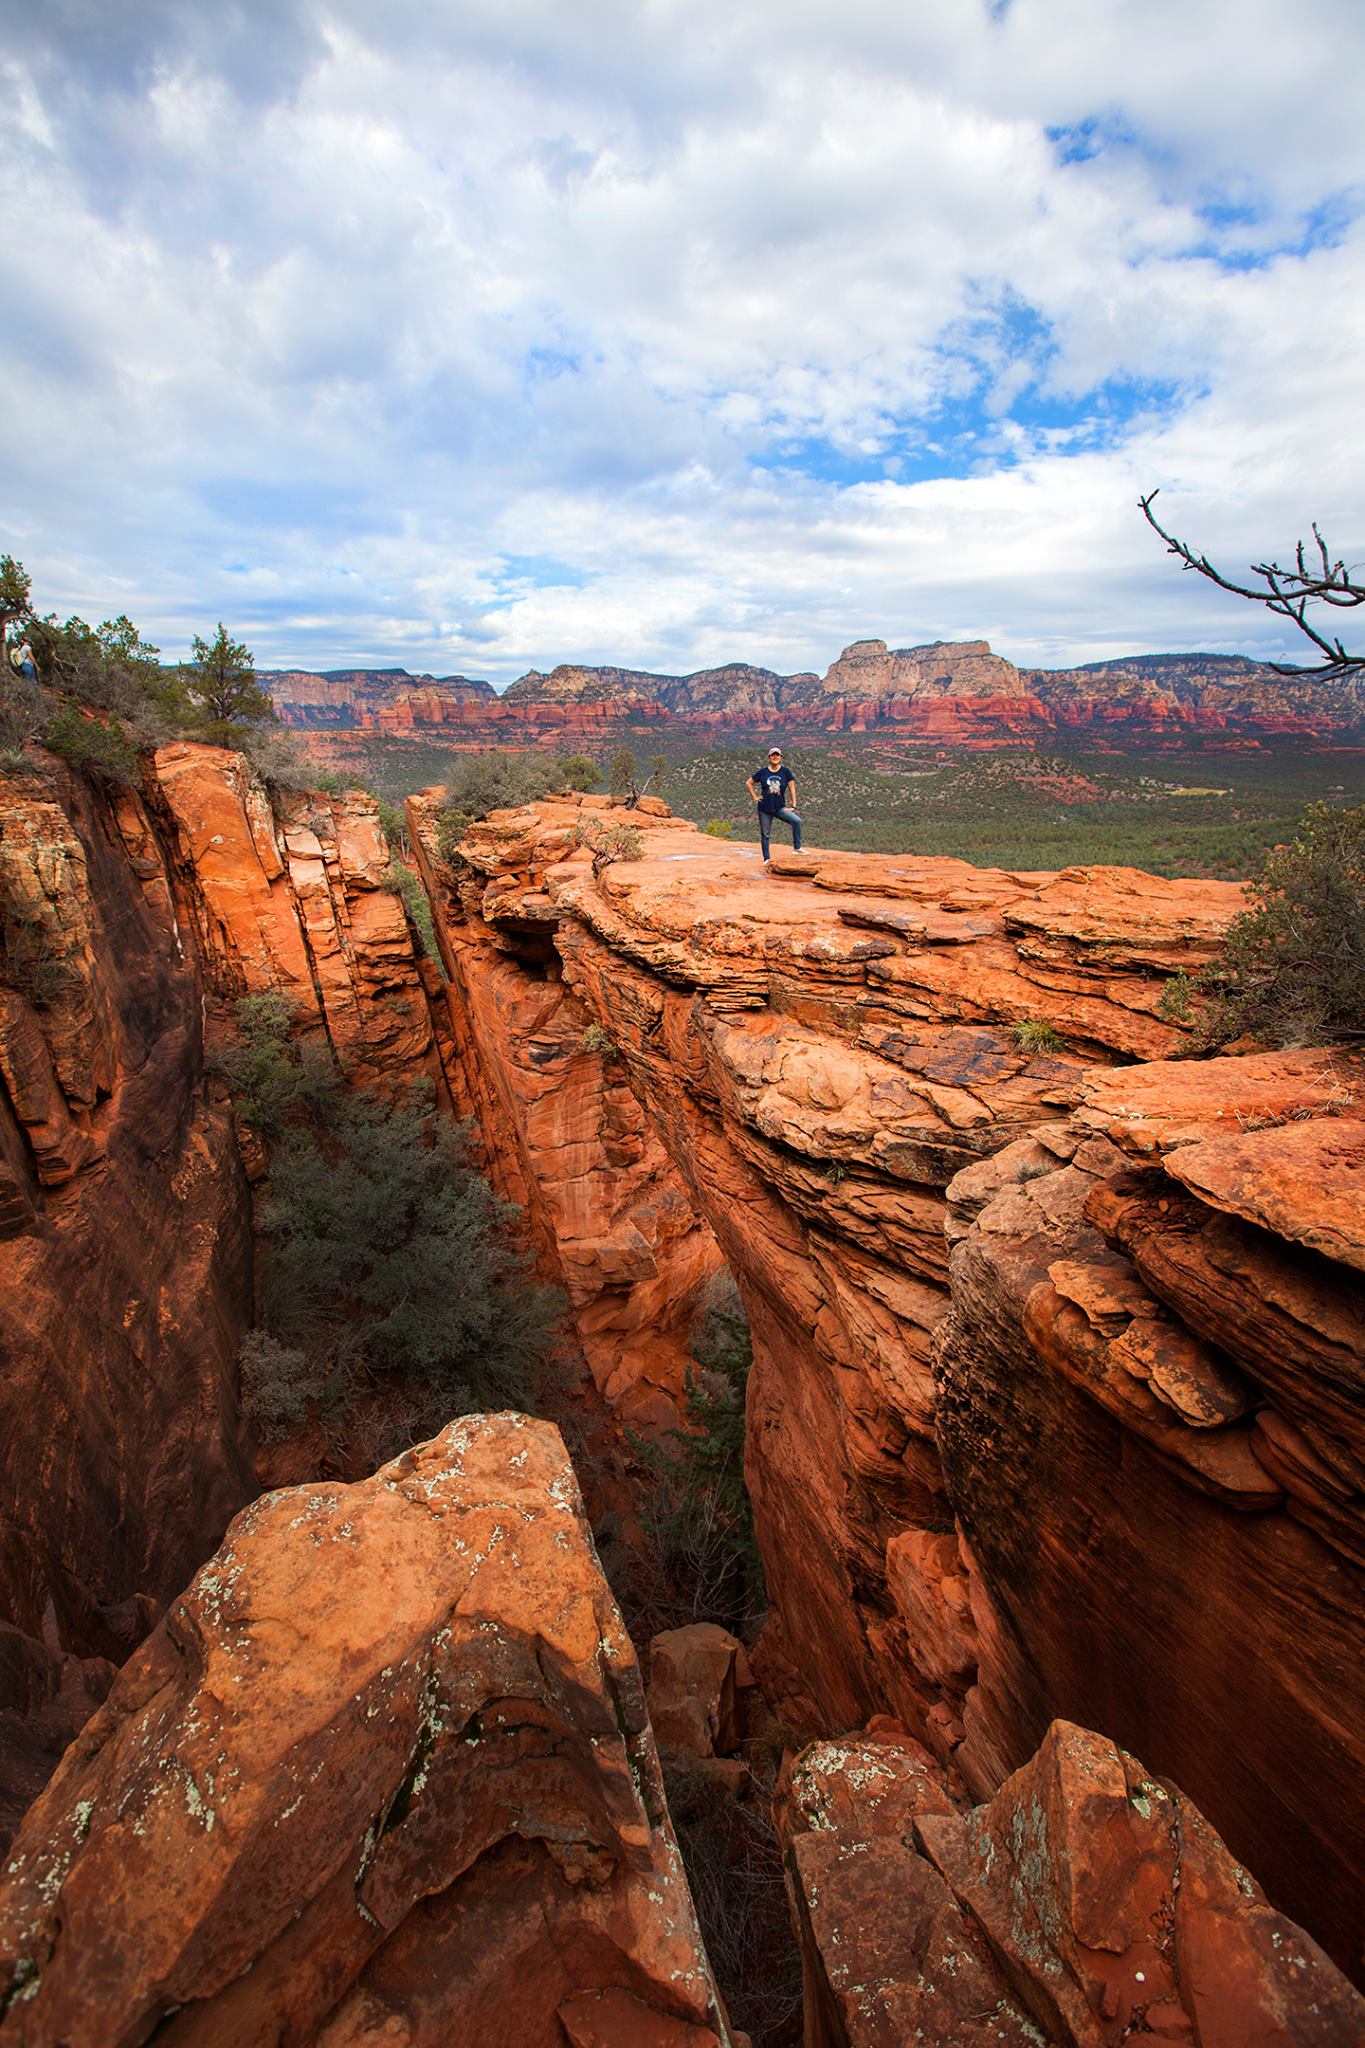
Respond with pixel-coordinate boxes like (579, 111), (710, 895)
(149, 744), (438, 1092)
(938, 1051), (1365, 1965)
(0, 1415), (733, 2048)
(267, 643), (1365, 743)
(409, 795), (721, 1430)
(414, 799), (1363, 1976)
(782, 1719), (1365, 2046)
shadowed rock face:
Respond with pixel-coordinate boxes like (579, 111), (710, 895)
(782, 1721), (1365, 2047)
(0, 1415), (732, 2048)
(0, 762), (256, 1845)
(413, 798), (1364, 1978)
(0, 747), (447, 1846)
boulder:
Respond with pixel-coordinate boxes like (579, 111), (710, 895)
(647, 1624), (753, 1759)
(0, 1416), (731, 2048)
(784, 1722), (1365, 2047)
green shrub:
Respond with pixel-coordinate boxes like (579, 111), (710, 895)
(214, 991), (340, 1137)
(382, 855), (440, 964)
(247, 1086), (562, 1458)
(559, 753), (602, 792)
(1192, 802), (1365, 1047)
(702, 818), (734, 839)
(625, 1308), (764, 1637)
(238, 1330), (314, 1442)
(601, 824), (643, 862)
(1011, 1016), (1065, 1055)
(375, 795), (411, 855)
(43, 705), (138, 780)
(0, 671), (45, 765)
(234, 723), (317, 792)
(0, 920), (75, 1009)
(573, 818), (644, 864)
(609, 746), (637, 797)
(580, 1021), (620, 1060)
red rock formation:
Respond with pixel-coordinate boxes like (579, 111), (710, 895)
(938, 1049), (1365, 1970)
(150, 744), (438, 1092)
(783, 1720), (1365, 2046)
(262, 667), (496, 729)
(416, 801), (1363, 1977)
(0, 744), (444, 1843)
(0, 760), (255, 1845)
(265, 642), (1365, 745)
(0, 1415), (733, 2047)
(646, 1625), (755, 1760)
(408, 793), (722, 1431)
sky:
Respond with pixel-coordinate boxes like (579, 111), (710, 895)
(2, 0), (1363, 686)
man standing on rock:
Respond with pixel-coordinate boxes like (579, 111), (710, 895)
(747, 746), (802, 862)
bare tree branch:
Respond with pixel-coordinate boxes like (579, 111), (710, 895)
(1139, 491), (1365, 676)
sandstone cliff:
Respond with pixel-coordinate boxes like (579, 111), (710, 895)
(0, 744), (444, 1844)
(0, 760), (255, 1844)
(261, 668), (495, 729)
(408, 793), (723, 1434)
(416, 798), (1364, 1978)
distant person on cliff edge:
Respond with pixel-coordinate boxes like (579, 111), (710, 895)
(747, 746), (802, 863)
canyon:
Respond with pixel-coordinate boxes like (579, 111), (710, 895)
(262, 638), (1365, 747)
(0, 741), (1362, 2043)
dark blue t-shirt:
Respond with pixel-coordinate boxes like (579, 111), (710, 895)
(753, 764), (794, 814)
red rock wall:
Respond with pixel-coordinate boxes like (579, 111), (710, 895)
(149, 744), (439, 1092)
(408, 795), (722, 1433)
(0, 761), (256, 1841)
(420, 801), (1364, 1978)
(0, 745), (444, 1844)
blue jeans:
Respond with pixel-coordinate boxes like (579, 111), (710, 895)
(757, 805), (802, 858)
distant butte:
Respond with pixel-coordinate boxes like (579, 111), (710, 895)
(261, 637), (1365, 746)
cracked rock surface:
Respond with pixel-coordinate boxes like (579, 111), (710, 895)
(0, 1415), (730, 2048)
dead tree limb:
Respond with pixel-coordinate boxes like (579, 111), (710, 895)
(1139, 490), (1365, 676)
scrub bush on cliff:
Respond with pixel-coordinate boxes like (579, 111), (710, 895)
(253, 1085), (561, 1454)
(1164, 802), (1365, 1047)
(620, 1308), (764, 1637)
(214, 992), (341, 1137)
(435, 750), (601, 857)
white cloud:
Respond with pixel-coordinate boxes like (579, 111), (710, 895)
(0, 0), (1362, 679)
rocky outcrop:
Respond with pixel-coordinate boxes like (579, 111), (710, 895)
(0, 1414), (733, 2048)
(782, 1720), (1365, 2046)
(416, 800), (1364, 1978)
(268, 644), (1365, 745)
(150, 744), (438, 1093)
(937, 1049), (1365, 1966)
(409, 793), (722, 1432)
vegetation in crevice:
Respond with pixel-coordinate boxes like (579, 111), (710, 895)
(217, 993), (561, 1474)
